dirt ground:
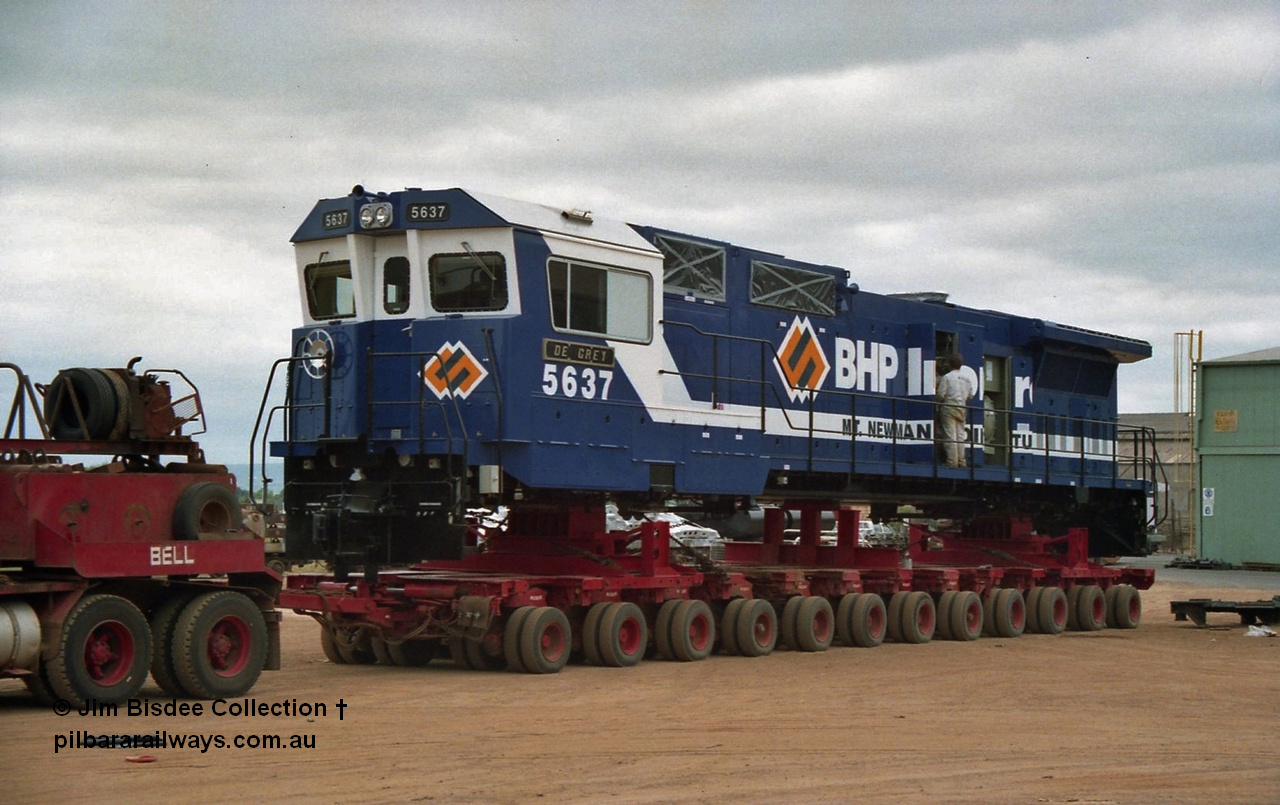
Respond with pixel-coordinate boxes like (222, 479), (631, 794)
(3, 571), (1279, 804)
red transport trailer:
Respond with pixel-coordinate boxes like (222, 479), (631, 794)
(278, 501), (1153, 674)
(0, 360), (280, 707)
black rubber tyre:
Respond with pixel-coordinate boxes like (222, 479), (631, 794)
(44, 368), (121, 440)
(654, 599), (681, 661)
(982, 590), (1000, 637)
(898, 591), (935, 644)
(1036, 587), (1068, 635)
(334, 626), (377, 664)
(49, 594), (152, 707)
(1024, 587), (1044, 633)
(1066, 586), (1083, 631)
(835, 594), (859, 646)
(320, 625), (346, 664)
(794, 597), (835, 652)
(1110, 584), (1142, 629)
(150, 591), (200, 696)
(993, 588), (1026, 638)
(935, 591), (957, 641)
(518, 607), (571, 674)
(886, 593), (906, 643)
(848, 593), (887, 648)
(582, 602), (609, 665)
(173, 482), (244, 540)
(734, 599), (777, 657)
(720, 599), (746, 655)
(780, 596), (804, 650)
(1074, 584), (1106, 631)
(172, 591), (268, 699)
(504, 606), (537, 672)
(670, 600), (715, 662)
(597, 602), (647, 668)
(464, 635), (505, 671)
(949, 591), (983, 642)
(23, 660), (58, 706)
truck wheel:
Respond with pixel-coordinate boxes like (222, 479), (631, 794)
(780, 595), (804, 650)
(173, 483), (243, 540)
(886, 593), (906, 643)
(582, 602), (609, 665)
(503, 607), (536, 672)
(848, 593), (887, 647)
(720, 599), (746, 655)
(733, 599), (777, 657)
(669, 600), (715, 662)
(1036, 587), (1068, 635)
(465, 635), (505, 671)
(654, 600), (681, 661)
(1074, 585), (1106, 631)
(49, 594), (152, 707)
(949, 591), (983, 641)
(935, 591), (957, 641)
(794, 597), (834, 652)
(898, 591), (935, 644)
(518, 607), (571, 674)
(1109, 585), (1142, 629)
(150, 591), (199, 696)
(597, 602), (647, 667)
(993, 588), (1026, 638)
(172, 591), (268, 699)
(1024, 587), (1044, 633)
(1066, 586), (1083, 631)
(320, 626), (346, 664)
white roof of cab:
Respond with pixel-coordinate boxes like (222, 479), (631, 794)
(465, 189), (659, 255)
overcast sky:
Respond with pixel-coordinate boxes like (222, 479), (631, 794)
(2, 2), (1277, 466)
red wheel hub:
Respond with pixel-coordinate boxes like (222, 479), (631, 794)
(207, 616), (251, 677)
(83, 620), (134, 686)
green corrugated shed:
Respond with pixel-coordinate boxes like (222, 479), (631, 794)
(1195, 346), (1280, 565)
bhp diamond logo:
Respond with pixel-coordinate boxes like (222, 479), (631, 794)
(775, 317), (829, 402)
(423, 341), (489, 400)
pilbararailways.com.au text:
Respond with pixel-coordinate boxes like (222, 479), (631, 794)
(54, 730), (317, 753)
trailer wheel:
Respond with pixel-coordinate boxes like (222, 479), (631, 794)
(935, 591), (957, 641)
(981, 590), (999, 637)
(504, 607), (537, 672)
(49, 594), (152, 707)
(1065, 586), (1083, 631)
(1036, 587), (1068, 635)
(448, 637), (471, 669)
(334, 627), (377, 664)
(949, 591), (983, 642)
(149, 591), (200, 696)
(1024, 588), (1043, 633)
(597, 602), (647, 668)
(885, 593), (906, 643)
(993, 588), (1026, 638)
(172, 591), (268, 699)
(464, 635), (505, 671)
(518, 607), (571, 674)
(320, 626), (346, 664)
(734, 599), (777, 657)
(1074, 585), (1106, 631)
(794, 597), (834, 652)
(720, 598), (746, 655)
(848, 593), (887, 647)
(780, 596), (804, 650)
(670, 600), (715, 662)
(1109, 584), (1142, 629)
(654, 600), (681, 661)
(173, 482), (244, 541)
(582, 603), (609, 665)
(371, 635), (432, 667)
(898, 591), (935, 644)
(23, 659), (58, 706)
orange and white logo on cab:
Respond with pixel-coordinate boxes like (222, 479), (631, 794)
(775, 317), (830, 402)
(423, 341), (489, 399)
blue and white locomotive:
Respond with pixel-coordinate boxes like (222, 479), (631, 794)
(269, 185), (1158, 568)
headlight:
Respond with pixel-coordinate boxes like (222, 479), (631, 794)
(359, 202), (393, 229)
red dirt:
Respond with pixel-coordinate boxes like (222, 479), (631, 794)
(3, 577), (1278, 804)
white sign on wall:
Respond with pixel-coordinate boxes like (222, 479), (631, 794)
(1202, 487), (1215, 518)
